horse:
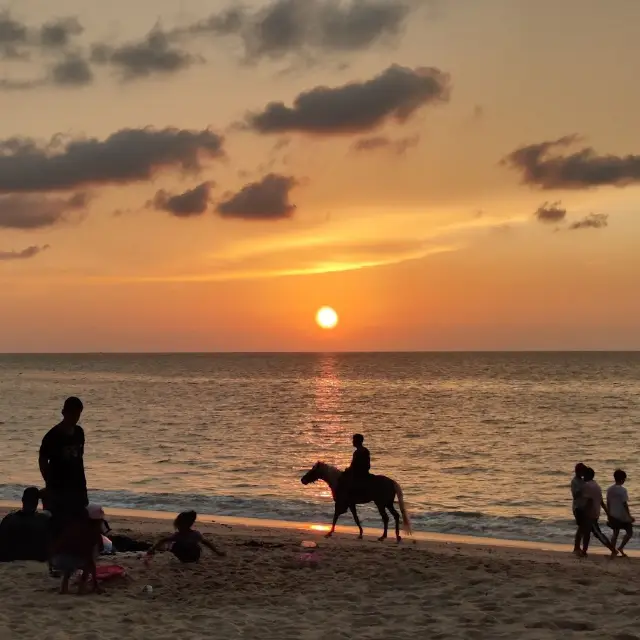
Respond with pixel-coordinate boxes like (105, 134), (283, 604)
(300, 461), (411, 542)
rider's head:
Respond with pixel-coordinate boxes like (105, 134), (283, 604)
(353, 434), (364, 447)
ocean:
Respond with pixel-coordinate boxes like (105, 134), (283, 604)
(0, 352), (638, 546)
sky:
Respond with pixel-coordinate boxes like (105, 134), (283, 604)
(1, 0), (640, 352)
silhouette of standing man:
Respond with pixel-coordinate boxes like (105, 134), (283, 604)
(39, 397), (88, 537)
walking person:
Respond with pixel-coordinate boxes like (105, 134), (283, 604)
(571, 462), (587, 556)
(581, 467), (617, 556)
(607, 469), (634, 557)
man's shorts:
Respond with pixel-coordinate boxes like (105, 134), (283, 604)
(608, 517), (633, 535)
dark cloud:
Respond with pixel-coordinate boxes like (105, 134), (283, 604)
(568, 213), (609, 230)
(0, 244), (50, 261)
(0, 11), (28, 59)
(216, 173), (297, 220)
(246, 64), (449, 135)
(91, 29), (198, 80)
(50, 55), (93, 86)
(180, 0), (416, 61)
(0, 127), (224, 193)
(352, 133), (419, 154)
(0, 192), (89, 229)
(151, 182), (214, 217)
(534, 201), (566, 224)
(40, 17), (83, 49)
(503, 135), (640, 189)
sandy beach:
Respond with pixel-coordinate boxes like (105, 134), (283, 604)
(0, 510), (638, 640)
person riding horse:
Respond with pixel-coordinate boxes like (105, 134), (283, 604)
(338, 434), (372, 501)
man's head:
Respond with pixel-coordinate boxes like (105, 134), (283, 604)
(614, 469), (627, 485)
(584, 467), (595, 482)
(21, 486), (40, 513)
(575, 462), (587, 478)
(62, 396), (83, 425)
(353, 434), (364, 447)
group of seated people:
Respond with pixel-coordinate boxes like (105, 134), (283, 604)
(0, 488), (224, 594)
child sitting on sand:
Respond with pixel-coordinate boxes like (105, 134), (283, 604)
(147, 511), (225, 563)
(51, 504), (105, 595)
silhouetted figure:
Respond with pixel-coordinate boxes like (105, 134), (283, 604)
(581, 467), (617, 556)
(571, 462), (588, 556)
(607, 469), (634, 557)
(147, 510), (225, 563)
(39, 397), (89, 538)
(0, 487), (50, 562)
(339, 434), (371, 501)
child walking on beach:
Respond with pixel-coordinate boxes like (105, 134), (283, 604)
(607, 469), (634, 557)
(51, 504), (105, 594)
(147, 511), (225, 563)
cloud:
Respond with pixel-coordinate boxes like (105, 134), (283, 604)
(0, 11), (28, 59)
(91, 29), (198, 80)
(245, 64), (449, 135)
(352, 133), (420, 154)
(534, 201), (566, 223)
(0, 244), (50, 261)
(179, 0), (416, 61)
(0, 192), (89, 229)
(151, 181), (214, 217)
(216, 173), (297, 220)
(503, 135), (640, 189)
(50, 55), (93, 86)
(40, 17), (83, 49)
(568, 213), (609, 230)
(0, 127), (224, 193)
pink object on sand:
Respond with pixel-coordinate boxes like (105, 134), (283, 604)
(95, 565), (126, 581)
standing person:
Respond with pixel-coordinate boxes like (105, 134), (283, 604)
(571, 463), (587, 556)
(607, 469), (634, 557)
(39, 397), (88, 542)
(581, 467), (617, 556)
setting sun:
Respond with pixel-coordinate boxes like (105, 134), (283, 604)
(316, 306), (339, 330)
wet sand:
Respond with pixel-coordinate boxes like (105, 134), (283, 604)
(0, 509), (638, 639)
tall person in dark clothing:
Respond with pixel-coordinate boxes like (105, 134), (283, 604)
(39, 397), (88, 538)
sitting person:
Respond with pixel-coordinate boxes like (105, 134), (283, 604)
(51, 503), (105, 595)
(338, 434), (372, 500)
(0, 487), (50, 562)
(146, 511), (224, 563)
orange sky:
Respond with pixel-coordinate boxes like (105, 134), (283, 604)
(1, 0), (639, 351)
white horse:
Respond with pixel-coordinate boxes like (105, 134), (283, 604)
(301, 461), (411, 542)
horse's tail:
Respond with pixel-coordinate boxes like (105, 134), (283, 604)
(393, 480), (412, 535)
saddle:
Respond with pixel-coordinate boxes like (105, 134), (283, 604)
(338, 473), (377, 504)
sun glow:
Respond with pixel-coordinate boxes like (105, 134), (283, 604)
(315, 306), (339, 330)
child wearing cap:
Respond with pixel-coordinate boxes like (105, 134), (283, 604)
(51, 503), (105, 594)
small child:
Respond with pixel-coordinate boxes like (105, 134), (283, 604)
(147, 511), (224, 563)
(607, 469), (634, 557)
(51, 503), (105, 594)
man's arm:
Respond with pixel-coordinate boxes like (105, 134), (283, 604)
(38, 440), (50, 485)
(600, 498), (609, 517)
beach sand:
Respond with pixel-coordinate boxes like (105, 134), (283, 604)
(0, 511), (638, 640)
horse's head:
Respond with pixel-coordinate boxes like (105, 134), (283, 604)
(301, 461), (323, 485)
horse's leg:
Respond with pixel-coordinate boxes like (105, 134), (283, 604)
(375, 502), (389, 541)
(349, 504), (364, 539)
(388, 503), (402, 542)
(326, 503), (344, 538)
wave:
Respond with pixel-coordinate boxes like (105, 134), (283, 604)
(0, 484), (630, 548)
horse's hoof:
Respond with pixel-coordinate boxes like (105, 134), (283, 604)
(357, 534), (363, 540)
(324, 533), (333, 539)
(378, 536), (387, 542)
(396, 537), (403, 544)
